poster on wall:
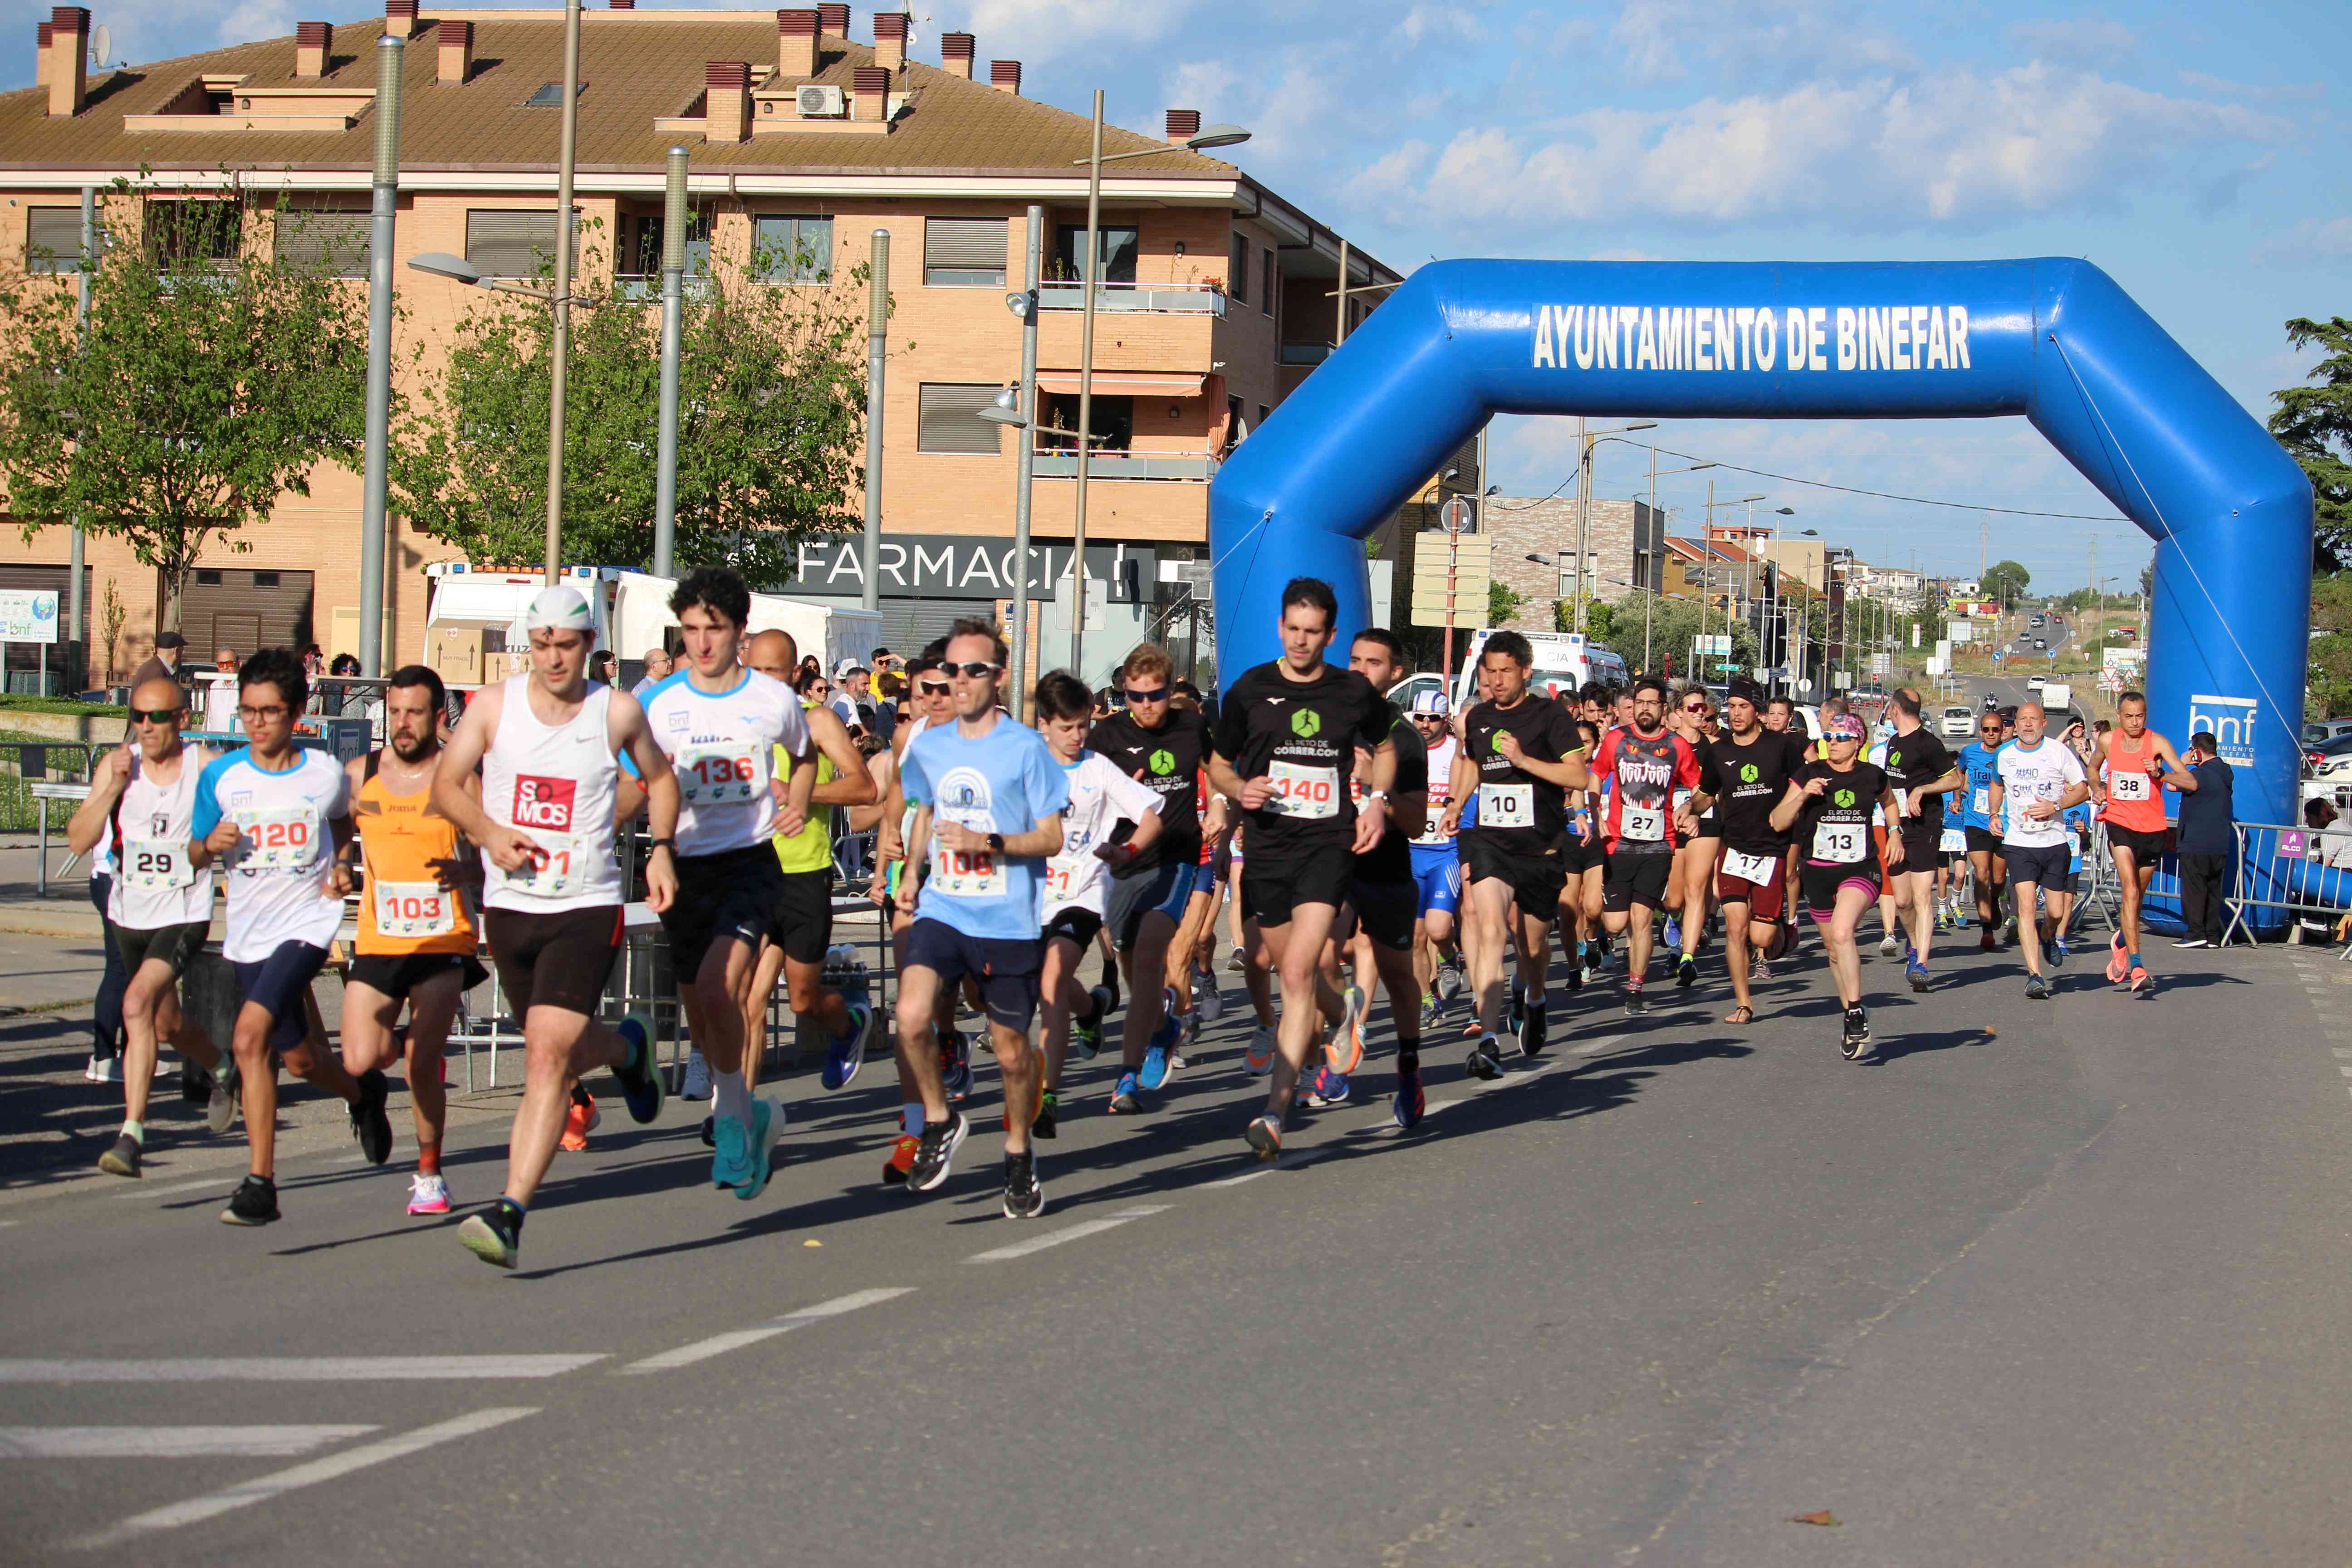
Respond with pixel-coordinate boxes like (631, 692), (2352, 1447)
(0, 590), (60, 644)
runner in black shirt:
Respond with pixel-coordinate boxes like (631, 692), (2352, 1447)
(1771, 710), (1904, 1059)
(1666, 686), (1723, 990)
(1708, 680), (1809, 1026)
(1441, 630), (1589, 1076)
(1209, 578), (1394, 1160)
(1328, 630), (1431, 1125)
(1877, 687), (1964, 993)
(1590, 676), (1709, 1016)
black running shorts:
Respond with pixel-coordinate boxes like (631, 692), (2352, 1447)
(903, 918), (1041, 1031)
(769, 867), (835, 966)
(485, 905), (623, 1018)
(1463, 832), (1569, 921)
(663, 843), (787, 978)
(1602, 851), (1672, 914)
(1240, 852), (1353, 930)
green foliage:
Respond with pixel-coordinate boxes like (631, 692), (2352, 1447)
(392, 222), (875, 584)
(1980, 559), (2032, 608)
(1588, 594), (1757, 679)
(2311, 571), (2352, 719)
(1490, 578), (1527, 627)
(0, 695), (126, 716)
(1555, 596), (1619, 642)
(0, 182), (372, 630)
(2269, 316), (2352, 570)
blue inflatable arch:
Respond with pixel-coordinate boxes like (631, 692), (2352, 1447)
(1208, 259), (2314, 837)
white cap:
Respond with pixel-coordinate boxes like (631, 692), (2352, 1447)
(1411, 690), (1450, 715)
(525, 586), (594, 631)
(834, 658), (865, 678)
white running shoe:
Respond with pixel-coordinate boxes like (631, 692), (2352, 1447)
(407, 1172), (451, 1215)
(1878, 933), (1902, 958)
(680, 1049), (712, 1101)
(84, 1054), (122, 1084)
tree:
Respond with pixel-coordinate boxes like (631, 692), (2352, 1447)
(1490, 578), (1527, 628)
(1981, 559), (2031, 608)
(1591, 594), (1758, 680)
(2139, 560), (2154, 601)
(2311, 571), (2352, 720)
(0, 184), (372, 632)
(2269, 316), (2352, 570)
(392, 223), (874, 583)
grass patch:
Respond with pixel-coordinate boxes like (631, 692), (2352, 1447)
(0, 695), (125, 718)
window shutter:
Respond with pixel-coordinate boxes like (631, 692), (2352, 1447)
(465, 209), (573, 279)
(917, 384), (1005, 455)
(924, 217), (1007, 284)
(273, 210), (369, 276)
(24, 208), (83, 274)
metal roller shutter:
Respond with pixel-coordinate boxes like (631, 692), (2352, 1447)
(917, 383), (1005, 455)
(24, 206), (83, 274)
(273, 209), (370, 276)
(464, 209), (577, 280)
(177, 569), (317, 662)
(923, 217), (1006, 285)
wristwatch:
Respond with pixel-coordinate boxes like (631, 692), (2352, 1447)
(649, 837), (677, 852)
(1363, 789), (1391, 804)
(986, 832), (1006, 852)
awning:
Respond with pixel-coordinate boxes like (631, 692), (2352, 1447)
(1035, 371), (1205, 397)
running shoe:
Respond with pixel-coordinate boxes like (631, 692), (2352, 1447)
(1303, 1066), (1351, 1107)
(2129, 965), (2153, 997)
(1244, 1113), (1283, 1161)
(2049, 939), (2069, 969)
(710, 1112), (753, 1191)
(942, 1033), (974, 1102)
(2025, 972), (2049, 1000)
(559, 1092), (599, 1152)
(1139, 1016), (1177, 1091)
(822, 1003), (877, 1092)
(1328, 984), (1367, 1074)
(98, 1132), (141, 1179)
(1840, 1005), (1873, 1061)
(1244, 1026), (1277, 1077)
(1465, 1034), (1504, 1080)
(700, 1115), (715, 1147)
(1878, 932), (1902, 958)
(1980, 929), (1997, 953)
(1107, 1071), (1142, 1114)
(1033, 1087), (1059, 1139)
(680, 1047), (712, 1101)
(1002, 1150), (1045, 1219)
(1392, 1068), (1426, 1131)
(2173, 936), (2210, 950)
(1171, 1008), (1200, 1073)
(1624, 985), (1649, 1018)
(407, 1172), (452, 1215)
(1565, 961), (1585, 995)
(1420, 994), (1444, 1031)
(1906, 959), (1930, 994)
(1505, 988), (1525, 1044)
(882, 1133), (920, 1186)
(1436, 960), (1465, 1003)
(909, 1107), (968, 1191)
(351, 1068), (394, 1166)
(1073, 986), (1111, 1059)
(2106, 934), (2129, 985)
(1577, 954), (1596, 987)
(83, 1054), (122, 1084)
(1520, 1001), (1548, 1059)
(738, 1100), (783, 1201)
(1228, 945), (1248, 973)
(1752, 956), (1774, 983)
(1997, 915), (2018, 947)
(180, 1062), (213, 1105)
(1664, 916), (1683, 954)
(206, 1055), (240, 1136)
(614, 1014), (664, 1124)
(220, 1174), (279, 1226)
(1934, 906), (1950, 933)
(457, 1200), (523, 1268)
(1676, 953), (1699, 990)
(1196, 968), (1225, 1023)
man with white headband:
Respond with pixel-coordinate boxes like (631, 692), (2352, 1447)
(433, 584), (678, 1268)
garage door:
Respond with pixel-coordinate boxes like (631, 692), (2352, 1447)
(179, 568), (316, 662)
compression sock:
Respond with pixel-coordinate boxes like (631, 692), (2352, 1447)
(121, 1119), (144, 1144)
(417, 1142), (441, 1177)
(1397, 1044), (1421, 1075)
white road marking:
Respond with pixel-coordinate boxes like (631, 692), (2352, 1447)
(1569, 1033), (1627, 1057)
(2337, 1066), (2352, 1078)
(617, 1288), (913, 1373)
(0, 1356), (603, 1384)
(964, 1205), (1170, 1261)
(2333, 1049), (2352, 1059)
(72, 1407), (536, 1547)
(0, 1426), (376, 1459)
(112, 1179), (220, 1200)
(1204, 1148), (1339, 1188)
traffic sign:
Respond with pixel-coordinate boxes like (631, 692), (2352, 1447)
(1409, 534), (1492, 629)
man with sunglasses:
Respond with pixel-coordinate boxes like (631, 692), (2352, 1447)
(1406, 691), (1465, 1025)
(1210, 578), (1396, 1160)
(1089, 642), (1215, 1111)
(892, 619), (1068, 1212)
(1590, 676), (1708, 1016)
(1707, 679), (1809, 1025)
(1332, 628), (1431, 1123)
(69, 676), (237, 1178)
(1664, 686), (1723, 989)
(188, 648), (387, 1226)
(1956, 709), (2010, 951)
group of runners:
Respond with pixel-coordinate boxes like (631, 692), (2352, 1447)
(67, 565), (2207, 1267)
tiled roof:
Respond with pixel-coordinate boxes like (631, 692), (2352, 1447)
(0, 11), (1235, 179)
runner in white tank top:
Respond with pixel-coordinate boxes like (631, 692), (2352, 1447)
(431, 586), (681, 1269)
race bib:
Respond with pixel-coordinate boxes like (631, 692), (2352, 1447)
(1971, 786), (1990, 817)
(1721, 847), (1777, 885)
(1939, 827), (1968, 853)
(233, 806), (320, 871)
(934, 845), (1006, 898)
(122, 838), (195, 891)
(374, 879), (456, 939)
(1891, 787), (1910, 818)
(1041, 860), (1080, 906)
(1267, 760), (1340, 821)
(1621, 801), (1666, 843)
(2109, 770), (2152, 803)
(1812, 821), (1867, 863)
(677, 741), (761, 805)
(496, 832), (591, 897)
(1672, 788), (1693, 816)
(1484, 783), (1534, 829)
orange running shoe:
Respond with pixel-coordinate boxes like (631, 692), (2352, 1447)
(882, 1133), (920, 1186)
(559, 1092), (599, 1152)
(1325, 984), (1367, 1075)
(2105, 932), (2129, 985)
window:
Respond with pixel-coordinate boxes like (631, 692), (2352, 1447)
(464, 209), (577, 279)
(272, 209), (369, 277)
(253, 571), (280, 588)
(144, 201), (240, 270)
(1261, 251), (1275, 317)
(1229, 233), (1248, 302)
(1053, 224), (1137, 285)
(625, 210), (710, 277)
(752, 214), (831, 284)
(923, 217), (1006, 286)
(196, 570), (223, 585)
(523, 82), (587, 107)
(917, 384), (1006, 455)
(24, 208), (84, 274)
(1038, 392), (1132, 453)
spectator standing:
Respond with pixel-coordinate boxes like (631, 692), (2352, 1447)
(203, 648), (242, 733)
(631, 647), (673, 697)
(131, 630), (189, 691)
(2173, 730), (2235, 948)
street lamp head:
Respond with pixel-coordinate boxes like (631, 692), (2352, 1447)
(1625, 420), (1658, 431)
(1799, 527), (1818, 535)
(1740, 493), (1767, 504)
(406, 250), (485, 287)
(1005, 290), (1034, 319)
(1485, 484), (1500, 496)
(1774, 507), (1796, 516)
(976, 384), (1028, 427)
(1185, 123), (1252, 150)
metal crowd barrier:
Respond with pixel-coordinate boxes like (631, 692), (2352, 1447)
(2222, 822), (2352, 955)
(3, 740), (99, 893)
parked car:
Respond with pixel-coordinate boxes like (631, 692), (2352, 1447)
(2305, 733), (2352, 774)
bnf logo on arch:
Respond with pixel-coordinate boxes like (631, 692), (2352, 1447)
(2189, 694), (2256, 768)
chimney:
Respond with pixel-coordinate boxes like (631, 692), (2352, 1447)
(609, 0), (634, 8)
(817, 4), (848, 39)
(384, 0), (421, 40)
(776, 8), (818, 76)
(47, 7), (88, 117)
(872, 12), (909, 72)
(1165, 108), (1199, 144)
(851, 64), (889, 122)
(436, 19), (472, 83)
(295, 21), (332, 78)
(705, 60), (751, 143)
(939, 30), (973, 79)
(35, 20), (52, 92)
(989, 59), (1020, 95)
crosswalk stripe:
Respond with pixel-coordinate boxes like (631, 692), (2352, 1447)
(617, 1288), (914, 1373)
(0, 1426), (376, 1459)
(0, 1356), (602, 1384)
(964, 1205), (1170, 1262)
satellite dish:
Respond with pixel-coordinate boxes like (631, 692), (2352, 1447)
(89, 24), (111, 67)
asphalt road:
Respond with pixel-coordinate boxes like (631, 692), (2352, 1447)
(5, 924), (2351, 1566)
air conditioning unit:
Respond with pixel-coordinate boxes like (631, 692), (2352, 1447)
(795, 83), (845, 118)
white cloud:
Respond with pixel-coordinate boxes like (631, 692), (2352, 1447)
(2000, 16), (2135, 68)
(1611, 0), (1685, 83)
(1394, 6), (1485, 45)
(966, 0), (1197, 67)
(1357, 64), (2290, 234)
(1604, 0), (1916, 88)
(2257, 216), (2352, 265)
(2179, 70), (2327, 101)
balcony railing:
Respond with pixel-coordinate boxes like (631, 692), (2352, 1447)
(613, 273), (716, 303)
(1279, 342), (1333, 365)
(1038, 280), (1226, 317)
(1031, 447), (1220, 481)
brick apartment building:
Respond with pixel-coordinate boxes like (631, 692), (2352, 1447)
(0, 2), (1399, 682)
(1478, 495), (1664, 630)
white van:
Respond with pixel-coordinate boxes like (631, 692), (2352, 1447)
(1448, 628), (1631, 708)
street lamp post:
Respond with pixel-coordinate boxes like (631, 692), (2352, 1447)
(1643, 448), (1711, 676)
(995, 205), (1043, 717)
(357, 32), (403, 676)
(862, 227), (889, 613)
(651, 145), (686, 579)
(1571, 419), (1656, 633)
(540, 0), (584, 583)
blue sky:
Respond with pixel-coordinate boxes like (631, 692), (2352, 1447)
(8, 0), (2345, 588)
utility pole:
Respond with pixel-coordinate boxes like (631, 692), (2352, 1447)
(540, 0), (583, 583)
(357, 32), (403, 676)
(1334, 237), (1349, 346)
(68, 185), (93, 689)
(862, 228), (888, 613)
(1572, 417), (1590, 632)
(651, 146), (686, 579)
(1008, 205), (1041, 717)
(1069, 87), (1106, 678)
